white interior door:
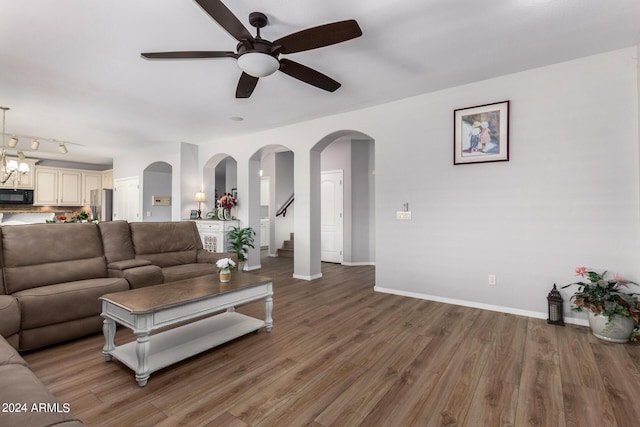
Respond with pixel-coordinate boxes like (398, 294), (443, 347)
(321, 170), (343, 263)
(113, 176), (140, 222)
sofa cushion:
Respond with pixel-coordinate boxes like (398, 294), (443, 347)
(98, 220), (135, 263)
(0, 335), (26, 367)
(161, 263), (217, 283)
(0, 295), (20, 338)
(122, 264), (164, 289)
(0, 364), (85, 427)
(14, 277), (129, 329)
(107, 259), (152, 271)
(19, 316), (104, 352)
(2, 223), (107, 293)
(129, 222), (198, 267)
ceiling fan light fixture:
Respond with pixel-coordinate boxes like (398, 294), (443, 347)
(237, 52), (279, 78)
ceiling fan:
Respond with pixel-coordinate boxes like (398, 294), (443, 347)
(141, 0), (362, 98)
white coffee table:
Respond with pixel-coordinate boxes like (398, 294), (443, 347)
(100, 273), (273, 386)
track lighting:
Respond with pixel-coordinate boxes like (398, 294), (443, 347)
(1, 107), (30, 185)
(1, 107), (73, 156)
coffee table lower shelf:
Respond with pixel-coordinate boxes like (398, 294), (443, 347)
(107, 312), (265, 385)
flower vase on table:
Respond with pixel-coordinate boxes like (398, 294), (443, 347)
(217, 208), (232, 220)
(219, 269), (231, 283)
(216, 257), (236, 283)
(217, 193), (237, 220)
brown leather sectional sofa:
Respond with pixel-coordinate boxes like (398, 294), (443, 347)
(0, 220), (237, 427)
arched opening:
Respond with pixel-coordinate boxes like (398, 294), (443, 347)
(312, 130), (375, 273)
(202, 154), (237, 217)
(142, 161), (172, 222)
(249, 145), (293, 265)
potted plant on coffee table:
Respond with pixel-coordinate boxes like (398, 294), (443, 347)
(227, 226), (256, 271)
(562, 266), (640, 343)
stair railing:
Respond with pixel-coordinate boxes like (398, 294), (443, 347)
(276, 193), (294, 217)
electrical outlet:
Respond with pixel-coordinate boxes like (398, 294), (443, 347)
(396, 211), (411, 220)
(488, 275), (496, 286)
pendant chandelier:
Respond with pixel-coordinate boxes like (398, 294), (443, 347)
(0, 107), (30, 186)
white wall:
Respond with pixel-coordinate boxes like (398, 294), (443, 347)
(371, 47), (639, 322)
(117, 46), (639, 324)
(180, 142), (199, 220)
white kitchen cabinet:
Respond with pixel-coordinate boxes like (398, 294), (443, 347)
(34, 167), (82, 206)
(260, 177), (270, 206)
(260, 219), (269, 248)
(194, 220), (239, 253)
(82, 172), (102, 205)
(102, 170), (113, 189)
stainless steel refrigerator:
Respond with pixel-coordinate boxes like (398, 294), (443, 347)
(90, 189), (113, 221)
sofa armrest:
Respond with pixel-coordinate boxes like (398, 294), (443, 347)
(0, 295), (20, 340)
(107, 259), (153, 271)
(197, 250), (238, 265)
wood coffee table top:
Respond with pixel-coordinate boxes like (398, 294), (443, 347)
(100, 273), (273, 314)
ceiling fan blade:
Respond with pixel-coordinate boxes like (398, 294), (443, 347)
(141, 51), (237, 59)
(194, 0), (254, 42)
(272, 20), (362, 54)
(278, 59), (341, 92)
(236, 72), (259, 98)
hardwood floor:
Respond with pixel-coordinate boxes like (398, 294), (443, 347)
(23, 255), (640, 426)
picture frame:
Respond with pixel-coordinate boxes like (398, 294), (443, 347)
(189, 210), (198, 220)
(454, 100), (509, 165)
(231, 188), (237, 199)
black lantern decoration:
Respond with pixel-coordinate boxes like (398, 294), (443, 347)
(547, 284), (565, 326)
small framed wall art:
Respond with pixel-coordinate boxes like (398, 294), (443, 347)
(453, 100), (509, 165)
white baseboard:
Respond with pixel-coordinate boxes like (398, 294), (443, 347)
(245, 264), (262, 271)
(373, 286), (589, 327)
(342, 261), (376, 266)
(293, 273), (323, 281)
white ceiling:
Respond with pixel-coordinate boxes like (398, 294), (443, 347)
(1, 0), (639, 167)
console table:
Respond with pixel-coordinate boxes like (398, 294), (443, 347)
(194, 219), (239, 253)
(100, 273), (273, 386)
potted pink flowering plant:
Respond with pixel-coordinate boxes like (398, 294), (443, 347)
(562, 267), (640, 343)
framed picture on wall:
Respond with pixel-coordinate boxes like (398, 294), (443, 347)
(454, 100), (509, 165)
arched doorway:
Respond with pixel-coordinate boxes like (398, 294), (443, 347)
(312, 131), (375, 273)
(248, 145), (294, 262)
(142, 161), (172, 222)
(202, 154), (237, 217)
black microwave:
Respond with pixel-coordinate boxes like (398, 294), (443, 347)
(0, 189), (34, 204)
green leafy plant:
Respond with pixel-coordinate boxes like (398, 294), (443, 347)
(561, 267), (640, 341)
(72, 210), (90, 221)
(226, 226), (255, 262)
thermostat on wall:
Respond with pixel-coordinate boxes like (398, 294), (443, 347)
(152, 196), (171, 206)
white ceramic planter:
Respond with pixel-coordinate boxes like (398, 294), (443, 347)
(586, 312), (634, 343)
